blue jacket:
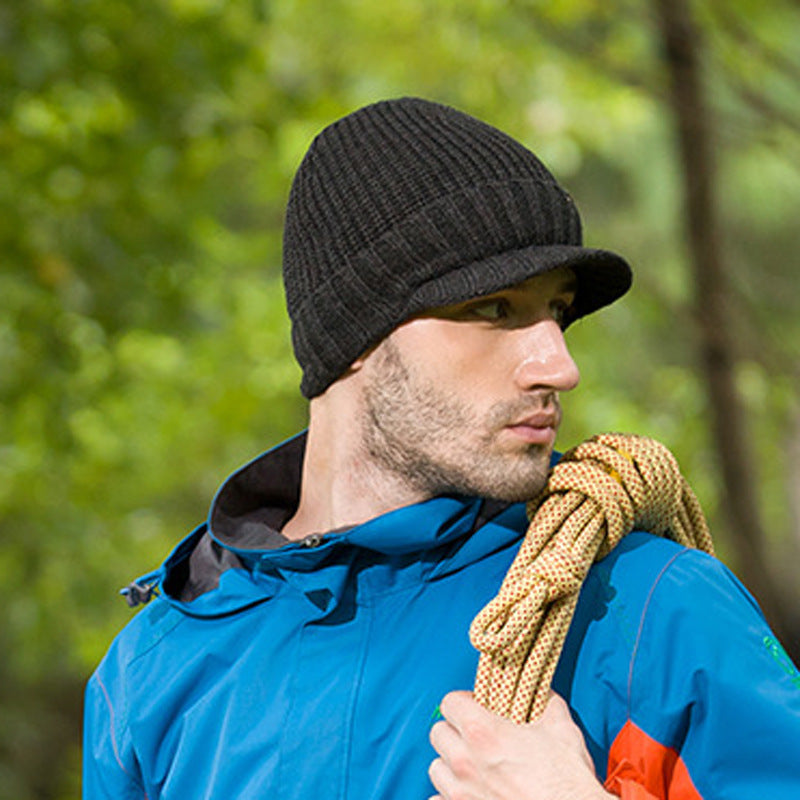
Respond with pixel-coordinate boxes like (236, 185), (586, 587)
(84, 435), (800, 799)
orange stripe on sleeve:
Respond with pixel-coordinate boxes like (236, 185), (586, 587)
(604, 720), (702, 800)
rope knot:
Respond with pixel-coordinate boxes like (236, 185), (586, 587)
(538, 434), (687, 551)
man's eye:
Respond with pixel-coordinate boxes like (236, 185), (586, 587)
(551, 300), (574, 329)
(470, 300), (509, 320)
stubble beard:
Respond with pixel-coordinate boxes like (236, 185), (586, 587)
(359, 339), (555, 503)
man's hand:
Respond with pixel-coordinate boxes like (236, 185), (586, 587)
(428, 691), (615, 800)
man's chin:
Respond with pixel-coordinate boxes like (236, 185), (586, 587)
(468, 466), (551, 504)
(481, 484), (548, 504)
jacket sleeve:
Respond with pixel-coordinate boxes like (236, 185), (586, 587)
(604, 548), (800, 800)
(83, 661), (147, 800)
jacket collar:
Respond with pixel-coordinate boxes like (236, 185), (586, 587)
(209, 430), (306, 551)
(207, 431), (514, 559)
(145, 433), (531, 617)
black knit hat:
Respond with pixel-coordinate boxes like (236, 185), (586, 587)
(283, 97), (632, 398)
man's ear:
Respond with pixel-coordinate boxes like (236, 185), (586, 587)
(348, 341), (380, 373)
(333, 356), (366, 385)
(348, 355), (366, 373)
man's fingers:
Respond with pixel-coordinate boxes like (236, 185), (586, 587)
(439, 690), (474, 717)
(540, 691), (583, 737)
(441, 689), (572, 737)
(429, 719), (460, 756)
(430, 689), (604, 799)
(428, 756), (454, 797)
(438, 690), (491, 737)
(540, 691), (596, 769)
(540, 691), (571, 724)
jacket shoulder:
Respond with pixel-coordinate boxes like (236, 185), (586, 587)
(94, 594), (186, 691)
(556, 533), (749, 766)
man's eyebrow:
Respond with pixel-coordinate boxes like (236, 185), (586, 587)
(508, 274), (578, 295)
(555, 274), (579, 294)
(441, 273), (579, 311)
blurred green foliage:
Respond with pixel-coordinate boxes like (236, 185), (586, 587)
(1, 0), (798, 796)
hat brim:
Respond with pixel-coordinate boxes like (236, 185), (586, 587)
(408, 243), (632, 323)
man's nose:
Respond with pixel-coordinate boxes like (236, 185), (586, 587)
(512, 320), (581, 392)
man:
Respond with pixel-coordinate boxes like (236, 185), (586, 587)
(83, 98), (800, 799)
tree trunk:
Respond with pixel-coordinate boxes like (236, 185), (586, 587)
(652, 0), (794, 649)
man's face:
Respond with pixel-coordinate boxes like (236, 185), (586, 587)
(358, 266), (581, 503)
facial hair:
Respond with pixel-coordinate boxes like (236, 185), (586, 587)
(360, 338), (556, 503)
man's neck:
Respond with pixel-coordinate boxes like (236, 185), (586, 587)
(281, 391), (429, 542)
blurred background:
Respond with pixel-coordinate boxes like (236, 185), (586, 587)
(2, 0), (799, 796)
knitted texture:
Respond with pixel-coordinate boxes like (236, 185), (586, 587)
(470, 433), (715, 723)
(283, 98), (632, 397)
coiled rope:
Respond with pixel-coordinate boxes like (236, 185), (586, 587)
(470, 433), (715, 723)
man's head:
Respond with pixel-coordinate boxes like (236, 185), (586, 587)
(282, 96), (631, 399)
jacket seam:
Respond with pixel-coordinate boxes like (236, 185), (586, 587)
(125, 604), (187, 669)
(95, 672), (148, 796)
(624, 546), (712, 799)
(625, 548), (687, 719)
(161, 595), (273, 621)
(340, 604), (373, 800)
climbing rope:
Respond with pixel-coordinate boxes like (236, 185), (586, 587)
(470, 433), (715, 724)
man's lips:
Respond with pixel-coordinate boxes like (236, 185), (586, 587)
(503, 413), (560, 445)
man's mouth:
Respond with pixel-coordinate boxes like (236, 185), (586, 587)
(503, 412), (560, 446)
